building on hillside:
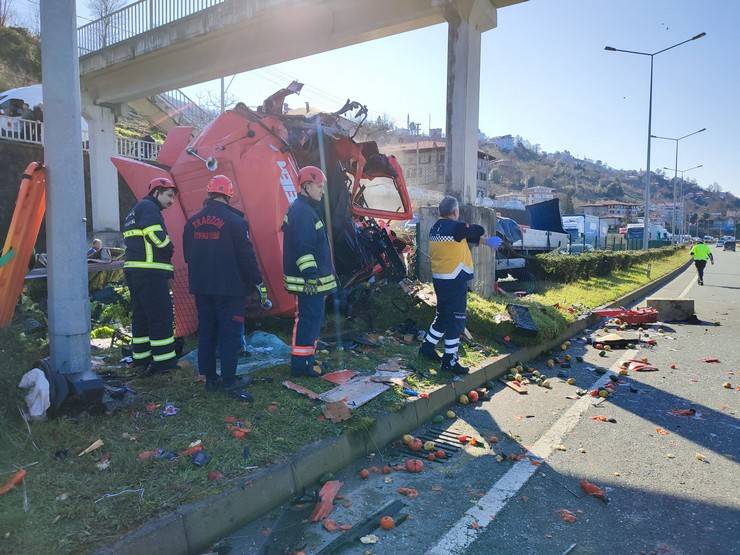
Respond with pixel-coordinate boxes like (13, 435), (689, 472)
(491, 134), (517, 152)
(494, 186), (554, 206)
(655, 202), (681, 227)
(383, 140), (495, 203)
(581, 201), (642, 223)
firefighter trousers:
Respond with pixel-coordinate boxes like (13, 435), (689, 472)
(291, 293), (326, 375)
(125, 270), (176, 370)
(195, 294), (245, 385)
(424, 277), (468, 357)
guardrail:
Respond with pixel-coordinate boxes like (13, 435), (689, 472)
(155, 89), (214, 130)
(77, 0), (225, 55)
(0, 117), (161, 161)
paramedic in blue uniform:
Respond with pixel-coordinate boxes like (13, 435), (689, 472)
(282, 166), (337, 377)
(183, 175), (270, 393)
(419, 196), (485, 375)
(123, 177), (179, 374)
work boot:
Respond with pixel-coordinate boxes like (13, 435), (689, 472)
(441, 353), (469, 375)
(304, 361), (325, 378)
(419, 341), (442, 362)
(148, 360), (182, 375)
(205, 378), (221, 392)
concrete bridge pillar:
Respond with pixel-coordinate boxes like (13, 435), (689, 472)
(444, 0), (497, 205)
(83, 103), (120, 233)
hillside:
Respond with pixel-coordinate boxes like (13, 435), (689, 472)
(480, 139), (739, 221)
(0, 26), (40, 90)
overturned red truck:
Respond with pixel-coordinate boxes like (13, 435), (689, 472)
(112, 84), (413, 336)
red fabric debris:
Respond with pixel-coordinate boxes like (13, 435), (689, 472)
(591, 415), (610, 422)
(321, 370), (358, 385)
(310, 481), (343, 522)
(558, 509), (577, 523)
(669, 408), (696, 417)
(579, 479), (607, 502)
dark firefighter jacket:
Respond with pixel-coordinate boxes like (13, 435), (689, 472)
(429, 218), (485, 281)
(282, 194), (337, 295)
(123, 196), (174, 276)
(183, 199), (263, 297)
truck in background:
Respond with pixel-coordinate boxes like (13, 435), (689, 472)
(561, 215), (609, 248)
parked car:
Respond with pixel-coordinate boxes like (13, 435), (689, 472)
(724, 240), (736, 252)
(559, 243), (594, 255)
(716, 240), (725, 249)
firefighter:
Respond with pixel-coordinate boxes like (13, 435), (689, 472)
(282, 166), (337, 377)
(689, 238), (714, 285)
(123, 177), (179, 374)
(419, 196), (485, 375)
(183, 175), (270, 394)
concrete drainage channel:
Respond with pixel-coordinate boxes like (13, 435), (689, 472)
(96, 260), (691, 555)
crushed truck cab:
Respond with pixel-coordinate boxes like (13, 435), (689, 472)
(112, 84), (413, 336)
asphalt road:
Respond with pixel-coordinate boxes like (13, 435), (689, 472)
(223, 249), (740, 555)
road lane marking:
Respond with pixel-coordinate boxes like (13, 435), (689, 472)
(427, 350), (637, 555)
(679, 271), (695, 298)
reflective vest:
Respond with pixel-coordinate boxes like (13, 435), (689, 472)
(429, 218), (485, 281)
(690, 242), (712, 261)
(123, 196), (174, 274)
(282, 195), (337, 295)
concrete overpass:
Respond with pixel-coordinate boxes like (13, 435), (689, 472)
(77, 0), (526, 232)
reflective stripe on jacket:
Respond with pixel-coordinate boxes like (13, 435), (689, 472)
(429, 218), (485, 281)
(282, 195), (337, 295)
(123, 196), (174, 274)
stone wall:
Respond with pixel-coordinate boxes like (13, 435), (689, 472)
(417, 204), (496, 297)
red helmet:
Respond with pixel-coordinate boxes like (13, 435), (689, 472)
(206, 174), (235, 198)
(148, 177), (177, 193)
(297, 166), (326, 188)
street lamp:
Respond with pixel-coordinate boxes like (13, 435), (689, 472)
(605, 32), (706, 249)
(664, 164), (702, 240)
(653, 128), (706, 242)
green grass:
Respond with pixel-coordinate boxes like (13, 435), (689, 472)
(0, 249), (688, 553)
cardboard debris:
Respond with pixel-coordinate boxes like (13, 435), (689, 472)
(322, 370), (358, 385)
(320, 370), (410, 409)
(322, 401), (352, 423)
(282, 380), (320, 400)
(399, 278), (437, 307)
(499, 378), (528, 394)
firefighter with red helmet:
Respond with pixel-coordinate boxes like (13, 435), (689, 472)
(282, 166), (336, 377)
(183, 175), (269, 395)
(123, 177), (179, 373)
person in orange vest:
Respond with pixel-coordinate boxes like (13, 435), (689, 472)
(123, 177), (179, 374)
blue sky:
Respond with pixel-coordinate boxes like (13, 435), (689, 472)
(15, 0), (740, 195)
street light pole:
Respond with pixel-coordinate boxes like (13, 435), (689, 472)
(666, 164), (702, 241)
(653, 128), (706, 243)
(605, 32), (706, 250)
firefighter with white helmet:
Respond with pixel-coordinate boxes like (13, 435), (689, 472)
(282, 165), (336, 377)
(123, 177), (179, 373)
(183, 174), (269, 395)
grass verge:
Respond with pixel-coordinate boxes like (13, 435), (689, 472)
(0, 248), (687, 553)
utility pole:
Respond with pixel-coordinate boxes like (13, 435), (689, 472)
(41, 0), (92, 376)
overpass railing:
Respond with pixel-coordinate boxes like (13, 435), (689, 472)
(155, 89), (214, 130)
(0, 117), (161, 161)
(78, 0), (225, 55)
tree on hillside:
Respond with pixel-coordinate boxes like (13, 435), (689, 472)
(87, 0), (126, 47)
(0, 26), (41, 90)
(707, 182), (722, 193)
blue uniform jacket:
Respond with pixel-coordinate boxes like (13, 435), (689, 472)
(123, 196), (174, 276)
(282, 195), (337, 294)
(183, 199), (263, 297)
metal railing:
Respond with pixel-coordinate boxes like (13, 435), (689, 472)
(77, 0), (225, 55)
(154, 89), (214, 130)
(0, 117), (161, 161)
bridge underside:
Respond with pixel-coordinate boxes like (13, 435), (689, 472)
(79, 0), (525, 230)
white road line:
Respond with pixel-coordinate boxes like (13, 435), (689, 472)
(679, 270), (695, 299)
(427, 350), (637, 555)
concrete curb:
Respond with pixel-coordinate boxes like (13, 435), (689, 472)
(97, 259), (691, 555)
